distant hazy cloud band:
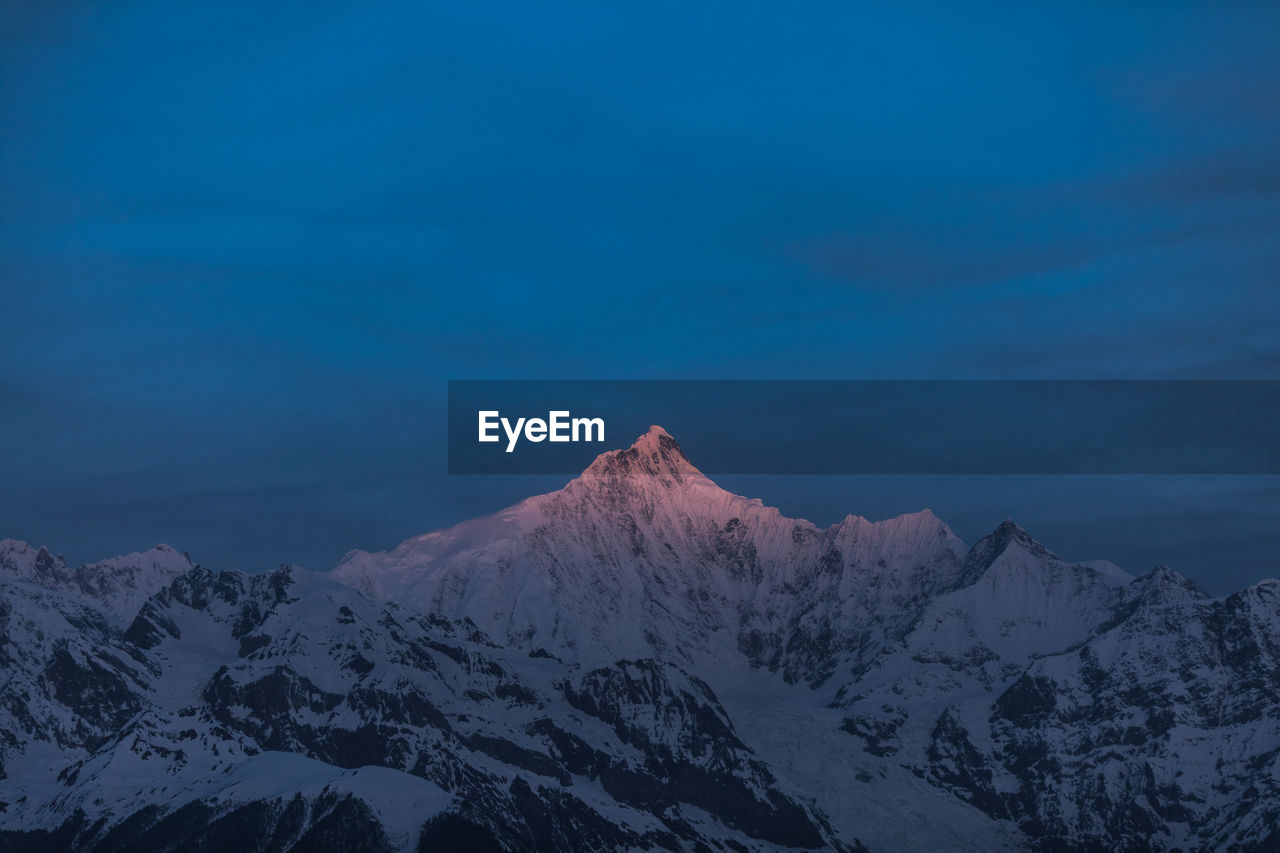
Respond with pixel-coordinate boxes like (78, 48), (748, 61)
(448, 380), (1279, 474)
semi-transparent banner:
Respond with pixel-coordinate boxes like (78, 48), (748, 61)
(447, 380), (1278, 474)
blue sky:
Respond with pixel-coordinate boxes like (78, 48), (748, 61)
(1, 2), (1277, 590)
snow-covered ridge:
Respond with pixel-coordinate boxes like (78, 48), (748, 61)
(0, 539), (191, 625)
(331, 426), (1136, 681)
(4, 426), (1278, 852)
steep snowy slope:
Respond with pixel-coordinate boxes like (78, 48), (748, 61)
(0, 573), (151, 786)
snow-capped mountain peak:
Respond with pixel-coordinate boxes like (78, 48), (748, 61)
(1129, 563), (1212, 605)
(574, 424), (706, 489)
(74, 544), (195, 624)
(962, 519), (1061, 578)
(0, 539), (72, 586)
(0, 539), (192, 625)
(334, 430), (1002, 681)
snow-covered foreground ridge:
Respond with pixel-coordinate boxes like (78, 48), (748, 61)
(3, 426), (1280, 852)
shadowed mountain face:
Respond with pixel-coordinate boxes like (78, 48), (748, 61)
(2, 428), (1279, 852)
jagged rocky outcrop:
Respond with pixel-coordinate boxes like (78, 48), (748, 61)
(2, 427), (1278, 851)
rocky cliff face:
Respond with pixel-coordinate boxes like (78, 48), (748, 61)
(3, 427), (1278, 851)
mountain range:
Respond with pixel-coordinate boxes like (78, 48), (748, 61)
(2, 426), (1278, 851)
